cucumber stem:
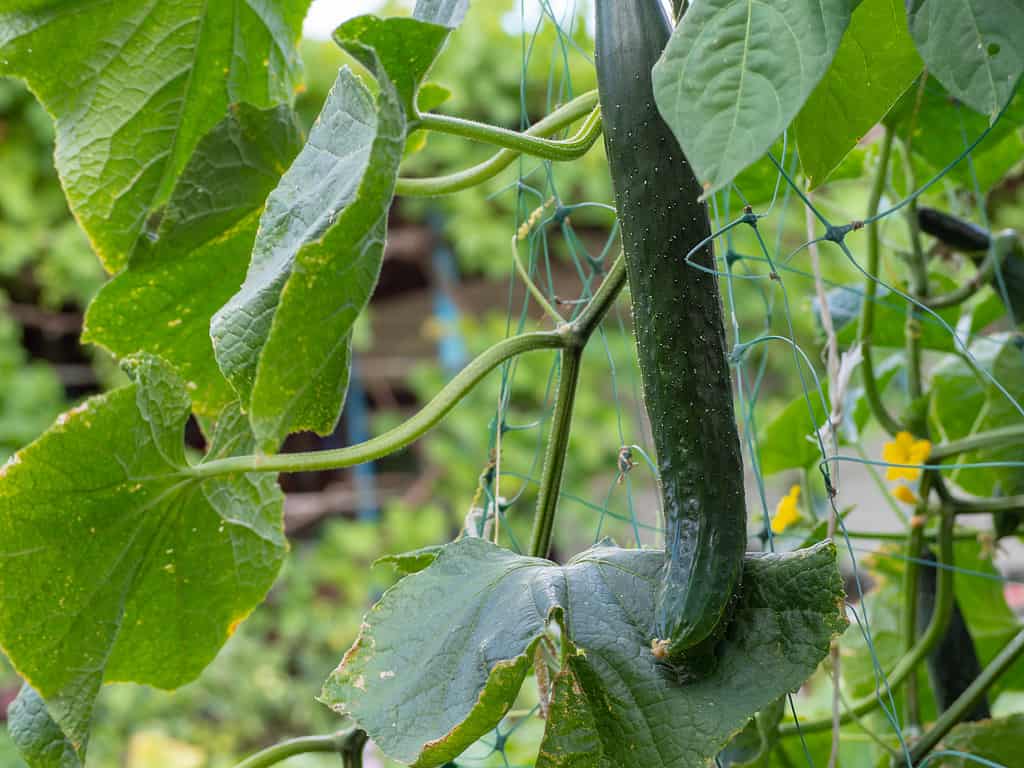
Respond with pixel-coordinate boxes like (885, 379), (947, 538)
(529, 347), (583, 558)
(192, 331), (567, 477)
(910, 627), (1024, 764)
(234, 730), (364, 768)
(859, 128), (905, 437)
(415, 105), (602, 162)
(396, 91), (600, 196)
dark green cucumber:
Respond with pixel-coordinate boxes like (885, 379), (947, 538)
(595, 0), (746, 669)
(916, 548), (990, 720)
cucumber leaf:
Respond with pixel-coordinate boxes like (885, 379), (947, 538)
(0, 0), (310, 272)
(795, 0), (922, 188)
(211, 16), (450, 451)
(653, 0), (856, 194)
(320, 538), (846, 768)
(83, 104), (304, 418)
(907, 0), (1024, 118)
(0, 356), (285, 763)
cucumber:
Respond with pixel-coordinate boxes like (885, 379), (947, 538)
(917, 549), (990, 720)
(595, 0), (746, 671)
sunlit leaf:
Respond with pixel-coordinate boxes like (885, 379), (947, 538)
(653, 0), (856, 193)
(0, 0), (310, 271)
(795, 0), (922, 188)
(83, 104), (304, 417)
(0, 356), (285, 760)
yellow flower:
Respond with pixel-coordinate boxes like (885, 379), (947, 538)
(772, 485), (802, 534)
(882, 431), (932, 482)
(892, 484), (919, 505)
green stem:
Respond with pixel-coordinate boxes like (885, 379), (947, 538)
(513, 234), (565, 325)
(859, 127), (904, 437)
(923, 232), (1018, 309)
(572, 255), (627, 338)
(529, 346), (583, 558)
(901, 145), (928, 411)
(930, 424), (1024, 461)
(415, 104), (602, 162)
(194, 331), (568, 478)
(396, 91), (599, 196)
(910, 627), (1024, 765)
(234, 730), (364, 768)
(948, 493), (1024, 514)
(783, 504), (955, 735)
(527, 257), (627, 558)
(902, 493), (929, 729)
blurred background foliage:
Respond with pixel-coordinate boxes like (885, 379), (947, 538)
(1, 0), (1023, 766)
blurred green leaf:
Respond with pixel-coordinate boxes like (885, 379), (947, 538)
(907, 0), (1024, 118)
(796, 0), (922, 188)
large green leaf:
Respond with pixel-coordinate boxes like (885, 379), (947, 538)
(211, 17), (448, 450)
(0, 356), (286, 762)
(7, 684), (81, 768)
(320, 538), (847, 768)
(83, 104), (304, 418)
(652, 0), (856, 194)
(907, 0), (1024, 118)
(0, 0), (310, 272)
(795, 0), (923, 188)
(930, 333), (1024, 497)
(941, 714), (1024, 765)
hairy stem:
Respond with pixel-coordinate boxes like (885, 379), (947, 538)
(415, 104), (602, 162)
(528, 257), (628, 557)
(194, 332), (568, 477)
(859, 127), (904, 436)
(397, 91), (600, 196)
(529, 346), (583, 558)
(234, 730), (364, 768)
(911, 627), (1024, 764)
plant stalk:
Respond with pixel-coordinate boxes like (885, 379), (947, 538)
(415, 105), (602, 162)
(234, 730), (364, 768)
(194, 331), (567, 477)
(930, 424), (1024, 461)
(529, 346), (583, 558)
(858, 127), (904, 437)
(397, 91), (600, 196)
(910, 627), (1024, 764)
